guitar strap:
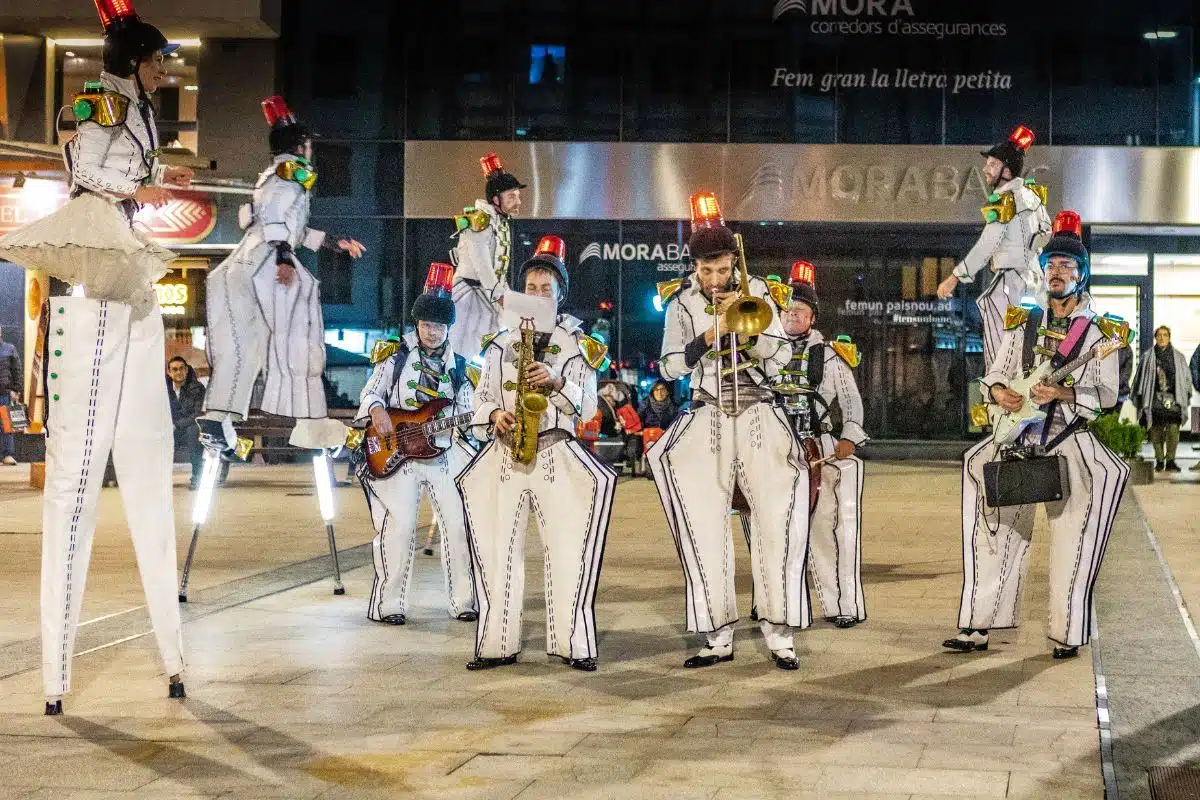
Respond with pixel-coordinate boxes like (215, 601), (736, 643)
(1039, 316), (1096, 451)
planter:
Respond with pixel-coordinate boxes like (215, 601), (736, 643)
(1127, 457), (1154, 486)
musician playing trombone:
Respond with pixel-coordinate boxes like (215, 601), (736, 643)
(944, 211), (1130, 660)
(646, 193), (811, 671)
(356, 264), (477, 625)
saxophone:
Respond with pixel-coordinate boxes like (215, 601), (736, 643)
(509, 323), (549, 464)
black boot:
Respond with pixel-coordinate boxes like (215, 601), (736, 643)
(456, 611), (479, 622)
(567, 657), (597, 672)
(168, 676), (186, 699)
(466, 654), (518, 671)
(1155, 460), (1165, 471)
(1166, 460), (1181, 472)
(769, 650), (800, 670)
(44, 700), (62, 716)
(1052, 645), (1079, 660)
(378, 614), (406, 626)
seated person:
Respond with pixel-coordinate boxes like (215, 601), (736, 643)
(638, 380), (678, 431)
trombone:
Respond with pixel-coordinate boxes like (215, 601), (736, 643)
(723, 233), (774, 413)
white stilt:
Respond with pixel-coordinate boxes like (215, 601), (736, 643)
(313, 450), (345, 595)
(178, 450), (222, 602)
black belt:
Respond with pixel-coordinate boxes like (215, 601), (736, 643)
(456, 278), (481, 288)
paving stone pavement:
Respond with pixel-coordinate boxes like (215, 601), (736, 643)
(3, 456), (1178, 799)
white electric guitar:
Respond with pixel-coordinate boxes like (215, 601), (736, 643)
(990, 338), (1124, 444)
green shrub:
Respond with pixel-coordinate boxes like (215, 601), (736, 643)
(1089, 412), (1146, 460)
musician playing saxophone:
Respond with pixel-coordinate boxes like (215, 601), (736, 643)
(456, 236), (615, 672)
(945, 211), (1130, 660)
(356, 264), (477, 626)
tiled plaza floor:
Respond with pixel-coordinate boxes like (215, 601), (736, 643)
(2, 453), (1185, 799)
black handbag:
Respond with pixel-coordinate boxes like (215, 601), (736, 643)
(983, 455), (1070, 507)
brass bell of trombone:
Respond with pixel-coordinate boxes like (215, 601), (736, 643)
(724, 232), (773, 337)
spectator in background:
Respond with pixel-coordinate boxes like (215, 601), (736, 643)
(166, 356), (209, 489)
(639, 380), (678, 431)
(1133, 326), (1192, 472)
(0, 325), (21, 465)
(1191, 343), (1200, 471)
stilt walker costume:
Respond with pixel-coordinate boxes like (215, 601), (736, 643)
(944, 211), (1131, 659)
(937, 126), (1052, 367)
(201, 95), (365, 451)
(646, 192), (811, 671)
(456, 236), (615, 672)
(448, 153), (524, 359)
(356, 264), (478, 624)
(0, 0), (189, 714)
(767, 261), (869, 628)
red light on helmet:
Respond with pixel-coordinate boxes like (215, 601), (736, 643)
(1008, 125), (1035, 151)
(261, 95), (294, 128)
(534, 235), (566, 263)
(789, 260), (816, 286)
(94, 0), (137, 29)
(1052, 210), (1082, 238)
(480, 153), (504, 176)
(424, 262), (454, 295)
(688, 192), (724, 230)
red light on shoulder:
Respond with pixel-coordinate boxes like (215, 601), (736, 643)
(424, 262), (455, 294)
(1052, 210), (1082, 238)
(688, 192), (724, 229)
(480, 153), (504, 176)
(789, 260), (815, 286)
(1008, 125), (1035, 151)
(534, 235), (566, 263)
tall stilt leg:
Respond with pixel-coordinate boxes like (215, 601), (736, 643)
(179, 450), (222, 602)
(313, 450), (345, 595)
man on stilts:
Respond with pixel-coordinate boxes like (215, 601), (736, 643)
(456, 236), (615, 672)
(944, 211), (1131, 659)
(449, 153), (524, 360)
(0, 0), (192, 713)
(356, 263), (478, 625)
(937, 126), (1051, 368)
(646, 192), (811, 671)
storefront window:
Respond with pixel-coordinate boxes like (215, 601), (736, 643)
(1152, 254), (1200, 359)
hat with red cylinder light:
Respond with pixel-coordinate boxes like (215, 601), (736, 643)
(1038, 210), (1090, 289)
(686, 192), (738, 260)
(95, 0), (178, 79)
(262, 95), (313, 156)
(981, 125), (1035, 179)
(787, 260), (819, 317)
(480, 152), (527, 206)
(518, 235), (570, 302)
(411, 262), (457, 326)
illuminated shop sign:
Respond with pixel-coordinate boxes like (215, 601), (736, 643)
(155, 283), (190, 315)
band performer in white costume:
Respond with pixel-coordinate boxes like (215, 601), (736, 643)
(768, 260), (869, 629)
(0, 0), (192, 715)
(200, 95), (365, 454)
(937, 126), (1052, 367)
(944, 211), (1131, 659)
(646, 192), (811, 671)
(456, 236), (615, 672)
(356, 264), (478, 625)
(448, 153), (525, 359)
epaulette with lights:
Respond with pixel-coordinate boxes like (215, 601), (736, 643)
(829, 335), (860, 368)
(981, 191), (1016, 224)
(1003, 305), (1030, 330)
(369, 338), (401, 364)
(276, 158), (317, 191)
(764, 278), (793, 311)
(465, 363), (482, 388)
(577, 334), (609, 370)
(479, 331), (500, 352)
(72, 81), (128, 127)
(656, 278), (685, 307)
(1024, 178), (1048, 206)
(453, 207), (490, 234)
(1095, 313), (1133, 347)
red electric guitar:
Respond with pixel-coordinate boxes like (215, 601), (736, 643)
(362, 398), (474, 479)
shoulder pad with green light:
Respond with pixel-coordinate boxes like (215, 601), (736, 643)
(275, 159), (317, 191)
(829, 335), (860, 368)
(454, 208), (490, 233)
(657, 278), (685, 306)
(1095, 313), (1133, 347)
(369, 338), (401, 364)
(465, 363), (482, 388)
(765, 279), (793, 311)
(72, 82), (128, 127)
(577, 334), (609, 370)
(981, 191), (1015, 224)
(479, 331), (500, 353)
(1024, 179), (1048, 206)
(1003, 305), (1030, 330)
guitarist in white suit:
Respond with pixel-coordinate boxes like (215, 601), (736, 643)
(944, 211), (1130, 659)
(356, 264), (478, 625)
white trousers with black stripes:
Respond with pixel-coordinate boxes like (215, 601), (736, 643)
(957, 430), (1130, 647)
(808, 433), (866, 621)
(977, 269), (1034, 368)
(647, 403), (811, 636)
(457, 437), (615, 661)
(41, 297), (184, 699)
(362, 439), (477, 621)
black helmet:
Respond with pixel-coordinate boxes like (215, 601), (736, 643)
(982, 125), (1035, 179)
(519, 235), (569, 303)
(96, 1), (177, 78)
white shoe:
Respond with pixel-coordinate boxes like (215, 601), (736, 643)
(1, 456), (16, 466)
(942, 629), (989, 652)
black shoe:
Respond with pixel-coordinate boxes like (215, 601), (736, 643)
(834, 616), (858, 629)
(1155, 460), (1165, 471)
(466, 655), (518, 671)
(423, 548), (435, 556)
(1166, 460), (1181, 473)
(769, 651), (800, 670)
(456, 611), (479, 622)
(168, 679), (186, 699)
(379, 614), (406, 626)
(683, 650), (734, 669)
(749, 606), (760, 621)
(567, 657), (597, 672)
(44, 700), (62, 716)
(1052, 646), (1079, 660)
(942, 629), (989, 652)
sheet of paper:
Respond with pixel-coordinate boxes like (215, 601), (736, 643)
(500, 290), (557, 333)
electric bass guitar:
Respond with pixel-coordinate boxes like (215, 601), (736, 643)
(990, 338), (1123, 445)
(362, 397), (474, 479)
